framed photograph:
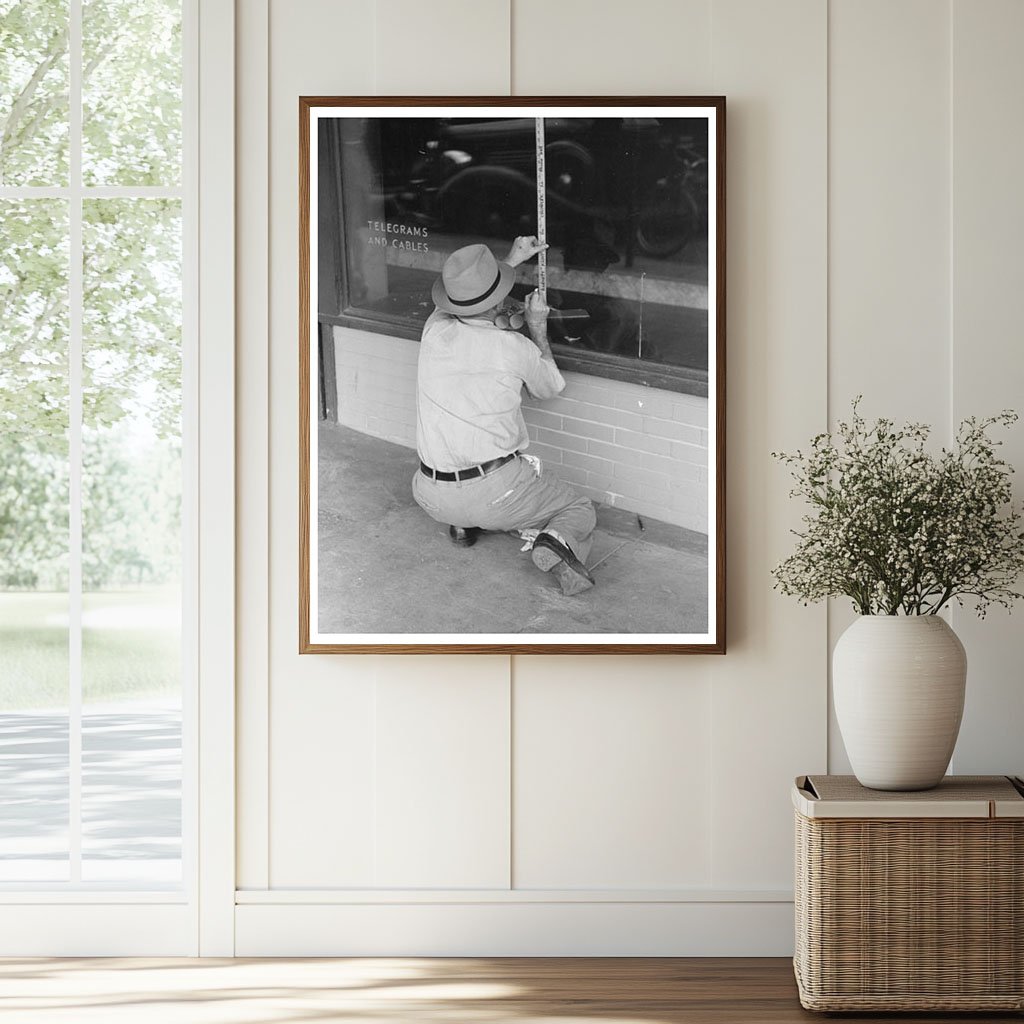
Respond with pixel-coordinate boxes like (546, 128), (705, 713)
(300, 96), (725, 653)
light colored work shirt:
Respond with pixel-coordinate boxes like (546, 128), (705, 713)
(416, 309), (565, 472)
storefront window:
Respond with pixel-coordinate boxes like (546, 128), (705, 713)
(319, 115), (710, 394)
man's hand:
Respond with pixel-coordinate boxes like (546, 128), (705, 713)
(524, 289), (550, 324)
(505, 235), (548, 268)
(523, 289), (554, 361)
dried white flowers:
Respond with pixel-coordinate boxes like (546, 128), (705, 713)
(772, 400), (1024, 617)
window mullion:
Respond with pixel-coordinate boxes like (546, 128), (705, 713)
(68, 0), (83, 886)
(0, 187), (184, 199)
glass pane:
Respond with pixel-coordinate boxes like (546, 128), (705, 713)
(0, 199), (70, 880)
(0, 0), (70, 186)
(82, 0), (181, 186)
(327, 115), (709, 371)
(81, 198), (181, 883)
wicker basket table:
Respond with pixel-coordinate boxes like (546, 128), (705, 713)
(793, 774), (1024, 1012)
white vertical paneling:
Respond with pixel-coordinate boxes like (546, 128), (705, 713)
(513, 657), (712, 889)
(827, 0), (951, 773)
(197, 0), (236, 956)
(269, 663), (377, 886)
(512, 0), (711, 94)
(950, 0), (1024, 777)
(708, 0), (828, 888)
(374, 658), (511, 888)
(236, 0), (270, 893)
(375, 0), (510, 95)
(829, 0), (950, 422)
(266, 0), (375, 887)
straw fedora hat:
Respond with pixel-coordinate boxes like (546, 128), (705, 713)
(432, 244), (515, 317)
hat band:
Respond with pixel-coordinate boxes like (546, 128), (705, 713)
(447, 268), (503, 308)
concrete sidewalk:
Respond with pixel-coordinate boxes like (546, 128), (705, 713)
(317, 423), (708, 636)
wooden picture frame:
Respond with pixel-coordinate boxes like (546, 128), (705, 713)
(300, 96), (725, 653)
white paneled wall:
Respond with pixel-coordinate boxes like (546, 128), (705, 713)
(264, 0), (372, 890)
(826, 0), (952, 773)
(236, 0), (271, 896)
(269, 662), (378, 885)
(706, 0), (828, 890)
(375, 0), (510, 94)
(827, 0), (1024, 779)
(829, 0), (951, 427)
(948, 0), (1024, 777)
(373, 660), (510, 888)
(511, 0), (712, 94)
(512, 657), (713, 889)
(234, 0), (1024, 954)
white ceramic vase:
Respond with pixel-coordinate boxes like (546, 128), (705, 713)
(833, 615), (967, 791)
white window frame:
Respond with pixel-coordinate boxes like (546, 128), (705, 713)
(0, 0), (234, 956)
(195, 0), (236, 958)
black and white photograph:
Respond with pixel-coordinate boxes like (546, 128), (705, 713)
(300, 98), (725, 652)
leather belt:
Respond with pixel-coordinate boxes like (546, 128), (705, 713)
(420, 452), (517, 482)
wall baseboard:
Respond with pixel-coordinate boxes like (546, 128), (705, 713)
(235, 900), (794, 957)
(0, 904), (195, 956)
(235, 887), (792, 904)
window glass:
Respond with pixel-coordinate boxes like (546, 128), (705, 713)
(81, 198), (181, 882)
(0, 198), (71, 880)
(82, 0), (181, 186)
(328, 115), (709, 374)
(0, 0), (70, 186)
(1, 0), (186, 891)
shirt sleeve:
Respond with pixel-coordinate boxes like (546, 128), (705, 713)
(514, 336), (565, 400)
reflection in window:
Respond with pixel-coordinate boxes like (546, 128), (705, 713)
(324, 116), (709, 374)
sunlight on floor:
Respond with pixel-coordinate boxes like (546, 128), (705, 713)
(0, 958), (671, 1024)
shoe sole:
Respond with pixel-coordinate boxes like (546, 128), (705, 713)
(552, 560), (595, 596)
(530, 544), (563, 572)
(531, 537), (594, 596)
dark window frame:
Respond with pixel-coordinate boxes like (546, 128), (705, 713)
(317, 113), (713, 399)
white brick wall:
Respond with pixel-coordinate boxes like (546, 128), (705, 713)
(331, 326), (709, 534)
(333, 327), (418, 448)
(523, 377), (708, 534)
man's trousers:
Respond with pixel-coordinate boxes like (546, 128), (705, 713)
(412, 454), (596, 565)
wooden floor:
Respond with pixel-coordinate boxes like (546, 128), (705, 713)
(0, 957), (1020, 1023)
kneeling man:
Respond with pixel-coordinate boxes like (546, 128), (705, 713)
(412, 237), (597, 596)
